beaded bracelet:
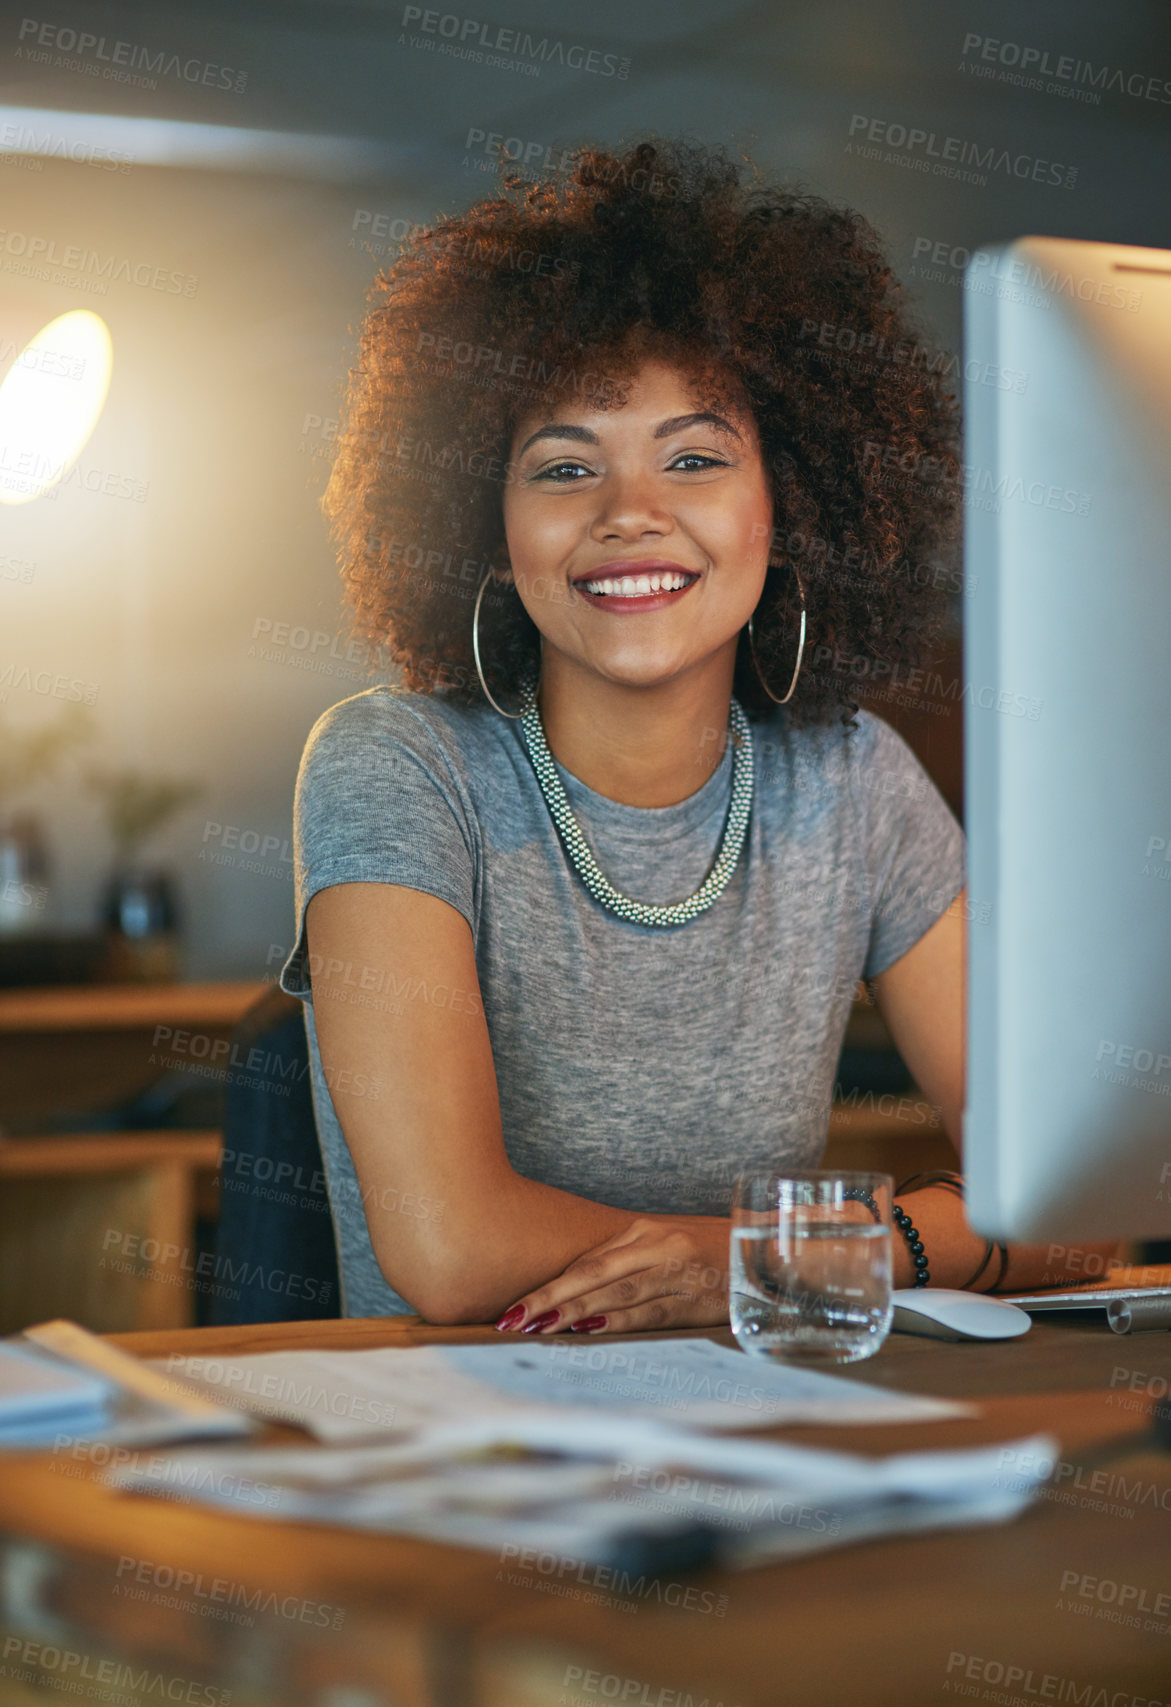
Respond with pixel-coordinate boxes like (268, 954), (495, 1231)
(842, 1187), (930, 1287)
(898, 1171), (985, 1286)
(892, 1202), (931, 1287)
(895, 1171), (1009, 1292)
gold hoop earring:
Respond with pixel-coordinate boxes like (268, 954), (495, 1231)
(747, 563), (806, 706)
(472, 568), (538, 718)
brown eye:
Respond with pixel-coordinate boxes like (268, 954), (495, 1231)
(533, 461), (593, 481)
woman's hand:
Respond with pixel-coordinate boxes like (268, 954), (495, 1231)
(494, 1215), (731, 1335)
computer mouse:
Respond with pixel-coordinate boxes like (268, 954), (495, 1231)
(890, 1288), (1032, 1341)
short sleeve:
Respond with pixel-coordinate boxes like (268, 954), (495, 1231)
(854, 711), (967, 980)
(277, 689), (477, 1001)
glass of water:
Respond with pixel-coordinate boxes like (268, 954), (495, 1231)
(729, 1170), (894, 1364)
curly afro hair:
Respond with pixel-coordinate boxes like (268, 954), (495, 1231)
(322, 135), (962, 730)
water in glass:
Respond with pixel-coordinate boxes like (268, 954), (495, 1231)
(730, 1219), (893, 1363)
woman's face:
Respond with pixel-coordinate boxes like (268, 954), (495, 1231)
(501, 357), (774, 694)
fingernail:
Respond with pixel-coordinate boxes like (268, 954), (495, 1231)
(570, 1315), (607, 1333)
(522, 1309), (561, 1334)
(495, 1305), (526, 1331)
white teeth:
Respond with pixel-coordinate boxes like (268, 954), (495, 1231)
(581, 572), (694, 598)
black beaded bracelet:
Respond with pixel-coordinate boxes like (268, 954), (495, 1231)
(843, 1187), (931, 1288)
(895, 1172), (1009, 1292)
(892, 1202), (931, 1287)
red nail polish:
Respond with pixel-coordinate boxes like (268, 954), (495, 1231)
(495, 1305), (526, 1331)
(522, 1309), (561, 1334)
(570, 1316), (607, 1333)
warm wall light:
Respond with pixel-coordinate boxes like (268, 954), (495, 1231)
(0, 308), (113, 506)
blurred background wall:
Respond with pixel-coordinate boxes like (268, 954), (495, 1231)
(1, 0), (1168, 979)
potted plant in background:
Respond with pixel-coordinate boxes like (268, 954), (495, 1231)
(0, 702), (94, 937)
(85, 766), (204, 981)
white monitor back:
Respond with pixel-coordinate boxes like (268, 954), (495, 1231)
(963, 235), (1171, 1241)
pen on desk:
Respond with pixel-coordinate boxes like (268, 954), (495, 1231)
(600, 1522), (720, 1580)
(1106, 1296), (1171, 1334)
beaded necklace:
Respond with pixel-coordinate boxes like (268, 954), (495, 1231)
(515, 679), (754, 928)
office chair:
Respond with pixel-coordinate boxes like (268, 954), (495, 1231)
(209, 983), (341, 1324)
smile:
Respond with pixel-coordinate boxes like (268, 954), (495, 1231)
(574, 570), (700, 610)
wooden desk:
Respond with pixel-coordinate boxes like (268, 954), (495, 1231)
(0, 979), (268, 1127)
(1, 1305), (1170, 1707)
(0, 1132), (223, 1335)
(0, 981), (265, 1334)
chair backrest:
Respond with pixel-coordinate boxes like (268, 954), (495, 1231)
(209, 984), (340, 1324)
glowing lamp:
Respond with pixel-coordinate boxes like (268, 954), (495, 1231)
(0, 308), (113, 506)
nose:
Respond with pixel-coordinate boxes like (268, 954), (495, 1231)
(588, 469), (675, 544)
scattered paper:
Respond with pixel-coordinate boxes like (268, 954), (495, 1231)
(107, 1410), (1056, 1570)
(154, 1336), (974, 1443)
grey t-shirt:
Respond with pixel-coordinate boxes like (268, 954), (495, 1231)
(278, 687), (966, 1317)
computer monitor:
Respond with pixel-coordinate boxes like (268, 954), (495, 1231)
(962, 235), (1171, 1242)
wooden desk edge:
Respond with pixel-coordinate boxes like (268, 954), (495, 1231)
(106, 1269), (1171, 1360)
(0, 980), (269, 1032)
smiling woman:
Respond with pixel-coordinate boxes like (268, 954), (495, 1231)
(276, 136), (1117, 1329)
(320, 136), (961, 729)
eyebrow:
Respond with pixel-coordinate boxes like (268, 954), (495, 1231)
(516, 411), (743, 458)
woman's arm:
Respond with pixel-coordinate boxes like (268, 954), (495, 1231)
(869, 887), (1123, 1290)
(309, 877), (1120, 1333)
(306, 880), (702, 1324)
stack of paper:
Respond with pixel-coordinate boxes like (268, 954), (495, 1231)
(0, 1341), (115, 1446)
(3, 1321), (259, 1450)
